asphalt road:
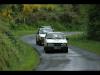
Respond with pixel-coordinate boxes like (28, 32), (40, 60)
(21, 32), (100, 71)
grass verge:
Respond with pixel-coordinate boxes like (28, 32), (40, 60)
(68, 33), (100, 55)
(11, 29), (40, 71)
(0, 19), (40, 70)
(10, 40), (40, 71)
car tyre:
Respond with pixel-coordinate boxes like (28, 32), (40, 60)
(62, 47), (68, 53)
(36, 40), (39, 45)
(38, 41), (43, 46)
(44, 47), (50, 53)
(36, 38), (39, 45)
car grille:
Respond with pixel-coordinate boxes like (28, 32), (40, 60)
(54, 43), (61, 46)
(41, 37), (44, 41)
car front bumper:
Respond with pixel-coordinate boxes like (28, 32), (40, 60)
(38, 38), (44, 45)
(44, 46), (68, 53)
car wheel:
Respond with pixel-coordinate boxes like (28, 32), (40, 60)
(38, 41), (42, 46)
(65, 49), (68, 53)
(59, 47), (68, 53)
(36, 37), (38, 44)
(44, 47), (49, 53)
(63, 48), (68, 53)
(36, 40), (39, 45)
(36, 38), (39, 45)
(36, 39), (41, 46)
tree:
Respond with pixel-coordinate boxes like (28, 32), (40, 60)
(72, 4), (79, 13)
(87, 4), (100, 41)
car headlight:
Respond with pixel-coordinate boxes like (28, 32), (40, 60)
(41, 37), (44, 40)
(44, 43), (48, 46)
(45, 43), (53, 46)
(61, 43), (67, 46)
(39, 37), (44, 40)
(48, 43), (54, 46)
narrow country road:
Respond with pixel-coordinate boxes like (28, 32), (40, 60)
(20, 32), (100, 71)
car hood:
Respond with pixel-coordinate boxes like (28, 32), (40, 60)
(46, 39), (68, 43)
(39, 34), (46, 37)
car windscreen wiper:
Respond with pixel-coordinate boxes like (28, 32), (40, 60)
(46, 38), (52, 39)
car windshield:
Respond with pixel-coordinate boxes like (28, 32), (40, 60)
(42, 26), (51, 28)
(46, 33), (65, 39)
(39, 29), (53, 34)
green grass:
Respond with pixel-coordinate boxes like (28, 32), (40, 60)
(31, 20), (82, 32)
(68, 33), (100, 55)
(10, 41), (40, 71)
(0, 20), (40, 71)
(13, 30), (37, 37)
(11, 28), (40, 70)
(11, 23), (38, 37)
(0, 31), (40, 71)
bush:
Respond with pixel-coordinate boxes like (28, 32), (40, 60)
(87, 5), (100, 41)
(59, 12), (72, 23)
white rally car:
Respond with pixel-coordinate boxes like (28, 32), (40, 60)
(36, 28), (54, 46)
(44, 32), (68, 53)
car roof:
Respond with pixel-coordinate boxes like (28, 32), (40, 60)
(46, 32), (64, 34)
(40, 26), (52, 28)
(41, 26), (51, 27)
(39, 28), (52, 30)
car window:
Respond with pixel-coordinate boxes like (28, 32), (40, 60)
(39, 29), (53, 34)
(46, 33), (65, 39)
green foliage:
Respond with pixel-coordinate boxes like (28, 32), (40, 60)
(0, 4), (100, 70)
(2, 4), (100, 37)
(87, 4), (100, 41)
(59, 12), (72, 23)
(0, 20), (40, 70)
(68, 33), (100, 55)
(0, 4), (88, 31)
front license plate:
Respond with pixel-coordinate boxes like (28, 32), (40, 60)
(54, 46), (61, 49)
